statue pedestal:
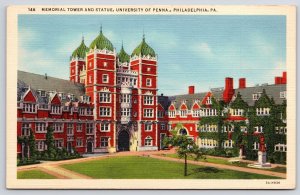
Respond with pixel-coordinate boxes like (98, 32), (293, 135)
(238, 148), (245, 159)
(248, 151), (271, 169)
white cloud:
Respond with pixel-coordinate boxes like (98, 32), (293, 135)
(192, 42), (214, 58)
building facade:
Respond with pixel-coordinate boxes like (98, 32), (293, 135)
(17, 29), (287, 162)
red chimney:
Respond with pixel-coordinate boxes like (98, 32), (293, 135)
(275, 76), (282, 85)
(188, 86), (195, 94)
(239, 78), (246, 89)
(223, 77), (234, 103)
(282, 71), (287, 84)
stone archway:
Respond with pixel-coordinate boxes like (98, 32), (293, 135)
(118, 130), (130, 151)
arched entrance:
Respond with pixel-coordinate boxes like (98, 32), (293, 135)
(87, 141), (93, 153)
(118, 131), (130, 151)
(179, 128), (188, 135)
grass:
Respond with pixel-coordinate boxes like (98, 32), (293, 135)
(163, 154), (286, 173)
(61, 156), (280, 179)
(17, 169), (56, 179)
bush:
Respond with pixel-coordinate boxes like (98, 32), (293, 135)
(17, 157), (40, 166)
(270, 152), (286, 164)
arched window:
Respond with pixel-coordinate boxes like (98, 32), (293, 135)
(145, 136), (153, 146)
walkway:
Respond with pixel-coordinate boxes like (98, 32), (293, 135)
(17, 150), (286, 179)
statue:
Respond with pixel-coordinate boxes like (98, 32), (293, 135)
(259, 135), (266, 152)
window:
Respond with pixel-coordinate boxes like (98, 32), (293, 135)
(54, 139), (63, 148)
(147, 67), (151, 72)
(99, 92), (111, 103)
(51, 105), (61, 114)
(253, 93), (261, 100)
(275, 126), (287, 134)
(199, 124), (218, 132)
(103, 62), (108, 67)
(76, 123), (83, 132)
(23, 103), (36, 113)
(53, 123), (63, 132)
(117, 77), (121, 84)
(146, 78), (152, 87)
(35, 123), (46, 133)
(143, 109), (153, 118)
(67, 123), (74, 135)
(192, 109), (200, 117)
(168, 111), (176, 118)
(59, 93), (66, 100)
(145, 124), (152, 131)
(158, 110), (164, 118)
(76, 138), (83, 147)
(256, 108), (270, 116)
(223, 140), (233, 148)
(38, 90), (46, 97)
(231, 109), (244, 116)
(79, 108), (85, 115)
(100, 137), (109, 147)
(36, 140), (46, 151)
(240, 126), (247, 132)
(144, 96), (153, 105)
(200, 108), (217, 116)
(223, 125), (234, 132)
(254, 126), (263, 133)
(180, 110), (187, 117)
(22, 123), (31, 136)
(201, 139), (218, 148)
(86, 123), (94, 134)
(100, 123), (110, 132)
(206, 97), (212, 105)
(89, 62), (92, 68)
(274, 144), (287, 152)
(280, 91), (286, 99)
(87, 108), (93, 115)
(161, 124), (166, 130)
(102, 74), (109, 83)
(121, 108), (131, 117)
(100, 107), (111, 116)
(121, 94), (131, 103)
(89, 75), (92, 84)
(253, 142), (259, 150)
(145, 136), (153, 146)
(82, 95), (90, 102)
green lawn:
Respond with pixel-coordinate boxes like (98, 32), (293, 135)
(17, 169), (56, 179)
(61, 156), (280, 179)
(164, 154), (286, 173)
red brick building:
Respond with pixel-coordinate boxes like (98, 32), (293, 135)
(17, 29), (287, 157)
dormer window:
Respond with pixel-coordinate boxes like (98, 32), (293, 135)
(38, 90), (46, 97)
(51, 105), (61, 114)
(68, 94), (75, 101)
(206, 97), (212, 105)
(231, 109), (244, 116)
(280, 91), (286, 99)
(23, 103), (36, 113)
(168, 110), (176, 118)
(59, 92), (66, 100)
(253, 93), (262, 100)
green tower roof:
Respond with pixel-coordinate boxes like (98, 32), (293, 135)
(118, 44), (130, 63)
(131, 35), (156, 57)
(89, 27), (114, 51)
(71, 38), (89, 59)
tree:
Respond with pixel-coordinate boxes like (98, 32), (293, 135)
(28, 129), (37, 160)
(163, 127), (202, 176)
(45, 126), (56, 158)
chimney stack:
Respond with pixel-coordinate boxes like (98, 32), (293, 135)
(188, 86), (195, 95)
(239, 78), (246, 89)
(45, 73), (47, 80)
(282, 71), (287, 84)
(223, 77), (234, 103)
(275, 76), (282, 85)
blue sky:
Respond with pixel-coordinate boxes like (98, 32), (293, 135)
(18, 15), (286, 95)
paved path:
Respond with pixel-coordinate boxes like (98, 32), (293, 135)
(17, 150), (286, 179)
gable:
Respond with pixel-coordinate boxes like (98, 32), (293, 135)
(180, 103), (188, 110)
(201, 92), (212, 105)
(168, 104), (176, 111)
(23, 90), (37, 102)
(192, 102), (200, 110)
(51, 94), (61, 105)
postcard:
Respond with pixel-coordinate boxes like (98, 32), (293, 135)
(6, 5), (296, 189)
